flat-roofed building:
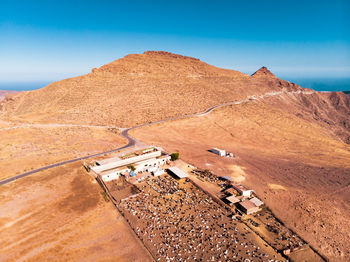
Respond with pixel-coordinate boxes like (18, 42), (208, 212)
(224, 187), (238, 196)
(250, 197), (264, 207)
(209, 148), (226, 157)
(239, 200), (260, 215)
(92, 147), (162, 174)
(134, 155), (171, 173)
(226, 195), (240, 204)
(90, 147), (170, 182)
(232, 184), (254, 197)
(96, 156), (121, 166)
(158, 154), (171, 163)
(167, 167), (189, 179)
(153, 168), (165, 177)
(134, 158), (157, 173)
(99, 167), (129, 182)
(220, 175), (233, 181)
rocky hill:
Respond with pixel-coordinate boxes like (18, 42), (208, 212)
(1, 51), (350, 261)
(0, 51), (304, 127)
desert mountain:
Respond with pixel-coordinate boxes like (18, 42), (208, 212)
(1, 51), (304, 127)
(1, 51), (349, 143)
(251, 66), (277, 78)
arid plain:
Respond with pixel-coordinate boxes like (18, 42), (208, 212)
(131, 94), (350, 260)
(1, 51), (349, 261)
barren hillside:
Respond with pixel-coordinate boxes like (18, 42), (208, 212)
(0, 51), (303, 127)
(131, 92), (350, 261)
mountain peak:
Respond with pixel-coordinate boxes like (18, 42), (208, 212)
(251, 66), (277, 78)
(143, 51), (200, 61)
(92, 51), (243, 77)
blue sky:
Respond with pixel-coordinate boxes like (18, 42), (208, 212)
(0, 0), (349, 84)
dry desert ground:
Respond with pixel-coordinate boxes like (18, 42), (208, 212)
(131, 98), (350, 261)
(0, 123), (124, 180)
(0, 162), (152, 262)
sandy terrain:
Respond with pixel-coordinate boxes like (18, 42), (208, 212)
(0, 125), (125, 180)
(0, 162), (152, 262)
(131, 99), (350, 261)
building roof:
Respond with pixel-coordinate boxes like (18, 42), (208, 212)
(96, 156), (121, 165)
(250, 197), (264, 207)
(226, 195), (240, 204)
(221, 175), (233, 181)
(91, 149), (161, 173)
(239, 200), (258, 210)
(167, 167), (189, 179)
(158, 154), (171, 159)
(153, 168), (164, 174)
(134, 158), (157, 165)
(213, 147), (225, 152)
(100, 167), (128, 176)
(224, 187), (237, 195)
(232, 184), (251, 192)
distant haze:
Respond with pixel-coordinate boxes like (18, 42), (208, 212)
(0, 81), (51, 91)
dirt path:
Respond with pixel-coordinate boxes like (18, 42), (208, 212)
(0, 123), (120, 132)
(0, 90), (316, 185)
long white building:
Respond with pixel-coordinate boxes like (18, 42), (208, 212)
(92, 147), (162, 174)
(91, 147), (170, 182)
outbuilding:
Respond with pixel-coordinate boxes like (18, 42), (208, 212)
(167, 167), (189, 179)
(232, 184), (253, 197)
(226, 195), (240, 204)
(153, 168), (165, 177)
(224, 187), (238, 196)
(250, 197), (264, 207)
(220, 175), (233, 181)
(239, 200), (260, 215)
(209, 148), (226, 157)
(99, 170), (121, 182)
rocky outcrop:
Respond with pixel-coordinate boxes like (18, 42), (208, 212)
(251, 66), (277, 78)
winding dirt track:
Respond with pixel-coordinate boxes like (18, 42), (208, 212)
(0, 90), (315, 186)
(0, 123), (119, 132)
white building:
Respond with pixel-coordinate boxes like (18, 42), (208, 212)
(232, 184), (254, 197)
(210, 148), (226, 157)
(134, 155), (171, 173)
(92, 147), (162, 174)
(153, 168), (165, 177)
(91, 147), (170, 182)
(167, 167), (189, 179)
(99, 169), (122, 182)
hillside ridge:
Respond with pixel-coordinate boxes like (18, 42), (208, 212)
(251, 66), (277, 78)
(0, 51), (324, 128)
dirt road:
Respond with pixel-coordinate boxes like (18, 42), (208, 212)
(0, 90), (316, 186)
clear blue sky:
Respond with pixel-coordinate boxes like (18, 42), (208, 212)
(0, 0), (349, 84)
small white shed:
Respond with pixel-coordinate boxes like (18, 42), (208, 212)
(210, 148), (226, 157)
